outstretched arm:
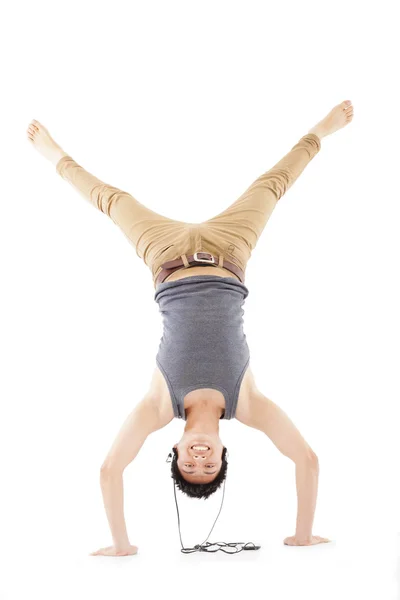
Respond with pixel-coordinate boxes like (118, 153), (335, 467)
(93, 395), (173, 556)
(239, 390), (329, 545)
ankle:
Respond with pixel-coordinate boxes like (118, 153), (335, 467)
(51, 149), (69, 167)
(308, 127), (323, 141)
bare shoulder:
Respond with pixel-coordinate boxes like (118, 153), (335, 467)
(144, 365), (175, 425)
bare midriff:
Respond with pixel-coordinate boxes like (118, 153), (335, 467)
(163, 265), (241, 283)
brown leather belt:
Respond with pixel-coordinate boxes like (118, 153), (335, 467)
(155, 251), (245, 285)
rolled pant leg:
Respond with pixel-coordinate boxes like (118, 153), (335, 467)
(203, 133), (321, 260)
(55, 156), (182, 268)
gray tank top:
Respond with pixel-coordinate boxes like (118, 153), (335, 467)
(154, 274), (251, 420)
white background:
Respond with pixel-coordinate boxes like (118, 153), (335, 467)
(0, 1), (399, 598)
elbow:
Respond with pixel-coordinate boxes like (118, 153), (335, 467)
(296, 449), (319, 472)
(100, 462), (123, 478)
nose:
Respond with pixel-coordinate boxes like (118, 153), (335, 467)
(190, 448), (209, 460)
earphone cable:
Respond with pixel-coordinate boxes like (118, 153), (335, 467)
(172, 467), (261, 554)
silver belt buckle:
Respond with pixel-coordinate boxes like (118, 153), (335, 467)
(193, 252), (215, 264)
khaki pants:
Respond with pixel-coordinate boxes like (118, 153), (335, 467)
(56, 133), (321, 289)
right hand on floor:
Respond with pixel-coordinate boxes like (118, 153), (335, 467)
(89, 544), (138, 556)
(283, 535), (331, 546)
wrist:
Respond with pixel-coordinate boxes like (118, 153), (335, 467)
(114, 539), (131, 550)
(294, 534), (313, 545)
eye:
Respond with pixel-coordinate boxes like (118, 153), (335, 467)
(184, 463), (215, 469)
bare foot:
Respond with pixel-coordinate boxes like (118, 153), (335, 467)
(27, 119), (69, 166)
(308, 100), (354, 140)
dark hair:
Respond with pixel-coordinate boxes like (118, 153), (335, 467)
(170, 446), (228, 499)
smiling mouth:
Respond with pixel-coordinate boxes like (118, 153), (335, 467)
(191, 445), (210, 451)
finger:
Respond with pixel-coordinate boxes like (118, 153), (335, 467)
(90, 546), (109, 555)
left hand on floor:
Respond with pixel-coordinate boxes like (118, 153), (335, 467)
(89, 544), (138, 556)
